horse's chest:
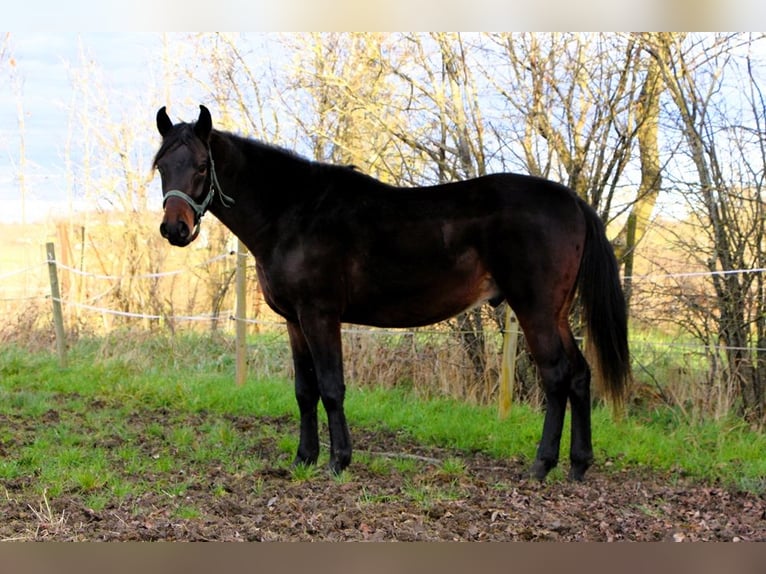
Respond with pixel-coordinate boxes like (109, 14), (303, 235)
(255, 262), (299, 321)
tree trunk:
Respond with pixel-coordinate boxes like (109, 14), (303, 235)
(618, 52), (663, 316)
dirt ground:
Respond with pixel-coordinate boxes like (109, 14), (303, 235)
(1, 412), (764, 542)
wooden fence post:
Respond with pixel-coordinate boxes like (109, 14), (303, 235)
(46, 242), (68, 367)
(498, 305), (519, 418)
(234, 238), (248, 386)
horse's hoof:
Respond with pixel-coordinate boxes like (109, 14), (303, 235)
(293, 455), (318, 468)
(567, 459), (592, 482)
(329, 454), (351, 476)
(567, 467), (586, 482)
(529, 459), (553, 481)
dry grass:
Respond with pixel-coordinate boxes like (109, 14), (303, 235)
(26, 489), (69, 541)
(1, 488), (69, 542)
(342, 328), (505, 404)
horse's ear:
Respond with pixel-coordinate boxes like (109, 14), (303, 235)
(156, 106), (173, 137)
(194, 105), (212, 142)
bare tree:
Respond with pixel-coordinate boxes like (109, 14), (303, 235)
(642, 32), (766, 421)
(373, 33), (495, 387)
(278, 32), (418, 183)
(487, 34), (642, 215)
(63, 37), (173, 326)
(621, 43), (664, 315)
(6, 39), (28, 225)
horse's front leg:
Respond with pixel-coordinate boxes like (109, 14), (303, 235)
(295, 312), (351, 474)
(287, 320), (320, 467)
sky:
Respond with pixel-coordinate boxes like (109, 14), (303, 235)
(0, 33), (169, 223)
(3, 10), (766, 217)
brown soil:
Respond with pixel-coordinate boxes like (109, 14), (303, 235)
(1, 412), (764, 542)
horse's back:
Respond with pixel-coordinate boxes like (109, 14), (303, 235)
(331, 171), (586, 327)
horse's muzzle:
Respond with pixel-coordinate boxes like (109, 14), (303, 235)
(160, 220), (196, 247)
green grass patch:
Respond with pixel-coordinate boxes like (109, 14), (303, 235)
(290, 462), (321, 482)
(0, 334), (765, 497)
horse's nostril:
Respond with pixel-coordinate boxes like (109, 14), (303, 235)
(159, 223), (168, 238)
(178, 221), (189, 239)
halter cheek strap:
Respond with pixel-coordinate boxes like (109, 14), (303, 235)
(162, 150), (235, 234)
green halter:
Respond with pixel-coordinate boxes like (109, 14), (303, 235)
(162, 150), (235, 234)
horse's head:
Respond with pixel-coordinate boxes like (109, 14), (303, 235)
(153, 105), (215, 247)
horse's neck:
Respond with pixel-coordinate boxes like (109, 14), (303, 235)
(208, 133), (288, 256)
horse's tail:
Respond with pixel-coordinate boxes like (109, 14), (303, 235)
(577, 199), (631, 412)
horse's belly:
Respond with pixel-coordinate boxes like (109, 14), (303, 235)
(343, 272), (501, 328)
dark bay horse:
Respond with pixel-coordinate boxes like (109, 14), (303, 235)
(154, 105), (630, 481)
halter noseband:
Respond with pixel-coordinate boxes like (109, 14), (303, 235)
(162, 149), (235, 235)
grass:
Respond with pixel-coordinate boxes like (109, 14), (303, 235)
(0, 332), (765, 499)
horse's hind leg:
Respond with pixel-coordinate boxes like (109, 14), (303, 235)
(562, 325), (593, 481)
(520, 320), (572, 481)
(524, 319), (594, 481)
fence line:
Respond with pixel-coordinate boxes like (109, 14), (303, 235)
(6, 238), (766, 415)
(49, 262), (766, 283)
(49, 251), (235, 280)
(0, 251), (760, 288)
(0, 263), (46, 281)
(630, 339), (766, 354)
(51, 296), (230, 322)
(5, 249), (766, 355)
(625, 267), (766, 281)
(40, 295), (766, 355)
(0, 293), (47, 302)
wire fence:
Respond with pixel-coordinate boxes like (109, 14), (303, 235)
(2, 239), (766, 415)
(3, 251), (766, 353)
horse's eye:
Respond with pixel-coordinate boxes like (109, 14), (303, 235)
(197, 163), (208, 174)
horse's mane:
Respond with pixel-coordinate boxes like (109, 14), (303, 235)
(221, 130), (382, 191)
(155, 122), (385, 205)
